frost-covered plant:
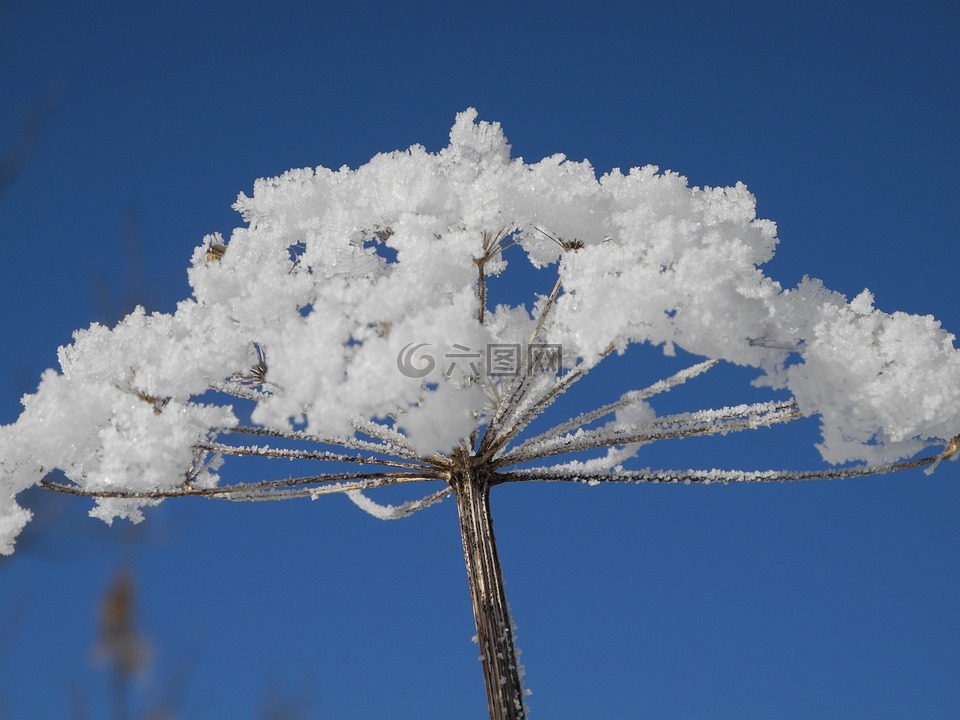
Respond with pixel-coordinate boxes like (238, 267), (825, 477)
(1, 109), (958, 720)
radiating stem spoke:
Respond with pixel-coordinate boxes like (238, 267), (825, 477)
(39, 471), (438, 500)
(495, 453), (938, 486)
(220, 425), (431, 464)
(512, 358), (720, 455)
(495, 399), (802, 467)
(481, 274), (564, 451)
(197, 441), (429, 470)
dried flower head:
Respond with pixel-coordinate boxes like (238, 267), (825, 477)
(534, 225), (584, 251)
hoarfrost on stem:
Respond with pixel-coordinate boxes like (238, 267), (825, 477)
(1, 108), (958, 554)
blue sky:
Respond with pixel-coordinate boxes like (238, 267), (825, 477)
(1, 1), (958, 718)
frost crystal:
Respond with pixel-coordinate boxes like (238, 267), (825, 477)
(1, 108), (957, 554)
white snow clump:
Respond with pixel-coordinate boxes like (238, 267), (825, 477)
(0, 108), (957, 554)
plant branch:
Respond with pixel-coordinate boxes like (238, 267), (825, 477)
(494, 399), (803, 467)
(196, 441), (430, 470)
(494, 453), (939, 486)
(220, 425), (433, 464)
(474, 229), (515, 325)
(528, 274), (563, 346)
(39, 471), (439, 500)
(511, 358), (720, 457)
(347, 485), (453, 519)
(208, 381), (272, 402)
(226, 476), (441, 502)
(351, 417), (418, 453)
(480, 363), (589, 464)
(480, 274), (564, 450)
(486, 354), (716, 470)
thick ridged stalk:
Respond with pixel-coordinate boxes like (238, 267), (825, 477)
(451, 464), (525, 720)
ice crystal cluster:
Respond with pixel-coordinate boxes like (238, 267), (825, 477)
(1, 109), (958, 554)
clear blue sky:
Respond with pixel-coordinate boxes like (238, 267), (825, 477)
(1, 1), (958, 718)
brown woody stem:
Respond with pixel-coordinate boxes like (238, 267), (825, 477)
(450, 452), (526, 720)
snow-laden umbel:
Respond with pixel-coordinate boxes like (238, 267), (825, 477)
(1, 108), (958, 554)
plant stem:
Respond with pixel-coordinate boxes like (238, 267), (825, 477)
(451, 460), (526, 720)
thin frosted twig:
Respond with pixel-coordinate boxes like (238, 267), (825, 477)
(230, 476), (441, 502)
(478, 372), (549, 458)
(475, 229), (516, 325)
(220, 425), (431, 464)
(483, 340), (616, 460)
(923, 434), (960, 476)
(477, 260), (487, 324)
(489, 372), (554, 439)
(196, 441), (430, 470)
(481, 274), (564, 449)
(183, 446), (212, 484)
(208, 381), (272, 401)
(532, 444), (646, 475)
(346, 485), (453, 519)
(509, 357), (720, 459)
(494, 453), (937, 486)
(487, 370), (542, 431)
(495, 399), (802, 467)
(39, 470), (438, 500)
(479, 368), (543, 457)
(499, 399), (801, 466)
(351, 417), (418, 453)
(528, 274), (563, 346)
(481, 345), (616, 463)
(481, 367), (585, 463)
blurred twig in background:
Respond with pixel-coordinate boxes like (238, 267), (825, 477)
(94, 568), (150, 720)
(93, 214), (155, 325)
(0, 86), (56, 199)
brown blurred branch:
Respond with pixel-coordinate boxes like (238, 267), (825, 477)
(0, 86), (57, 198)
